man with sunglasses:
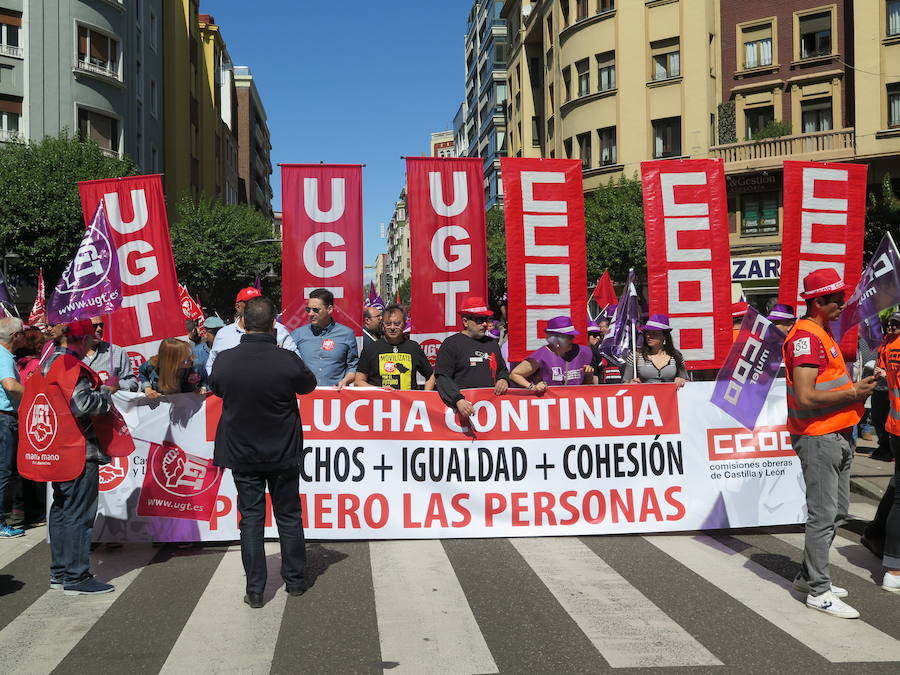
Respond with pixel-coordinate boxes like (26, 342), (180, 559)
(783, 268), (878, 619)
(434, 296), (509, 418)
(81, 317), (138, 392)
(206, 287), (300, 376)
(290, 288), (358, 388)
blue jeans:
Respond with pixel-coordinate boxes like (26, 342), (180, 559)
(49, 462), (99, 583)
(0, 413), (17, 521)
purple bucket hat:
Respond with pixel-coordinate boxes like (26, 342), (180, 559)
(766, 304), (795, 321)
(640, 314), (671, 332)
(545, 316), (580, 336)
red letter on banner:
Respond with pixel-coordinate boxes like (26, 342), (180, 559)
(502, 158), (588, 363)
(641, 159), (731, 369)
(77, 175), (184, 348)
(281, 165), (363, 333)
(406, 157), (487, 349)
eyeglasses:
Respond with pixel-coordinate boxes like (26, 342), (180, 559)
(305, 307), (323, 314)
(383, 320), (404, 327)
(464, 316), (491, 324)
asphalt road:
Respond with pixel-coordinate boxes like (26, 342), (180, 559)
(1, 496), (899, 674)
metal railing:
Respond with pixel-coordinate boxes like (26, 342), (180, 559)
(75, 59), (120, 80)
(0, 44), (23, 58)
(709, 128), (855, 165)
(0, 129), (23, 143)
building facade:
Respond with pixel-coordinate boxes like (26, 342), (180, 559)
(463, 0), (509, 207)
(431, 129), (456, 157)
(0, 0), (163, 172)
(374, 252), (388, 298)
(384, 188), (410, 299)
(234, 65), (273, 220)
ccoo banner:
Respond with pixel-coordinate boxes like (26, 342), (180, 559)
(78, 175), (184, 369)
(281, 164), (364, 333)
(406, 157), (488, 364)
(641, 159), (732, 370)
(502, 158), (588, 363)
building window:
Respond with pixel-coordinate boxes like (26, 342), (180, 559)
(599, 0), (615, 11)
(135, 59), (142, 99)
(564, 137), (573, 158)
(577, 132), (591, 169)
(799, 12), (832, 59)
(576, 0), (589, 21)
(740, 193), (779, 236)
(0, 110), (20, 140)
(890, 0), (900, 36)
(576, 58), (590, 96)
(746, 106), (774, 139)
(563, 66), (572, 101)
(652, 117), (681, 158)
(888, 84), (900, 127)
(77, 26), (120, 79)
(532, 116), (541, 146)
(597, 51), (615, 91)
(801, 98), (833, 132)
(151, 146), (158, 172)
(651, 38), (680, 81)
(0, 10), (22, 58)
(561, 0), (570, 28)
(78, 108), (119, 154)
(547, 115), (555, 140)
(598, 126), (616, 165)
(150, 79), (157, 117)
(742, 24), (773, 69)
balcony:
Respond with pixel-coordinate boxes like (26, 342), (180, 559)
(0, 129), (23, 143)
(74, 59), (121, 83)
(709, 128), (855, 172)
(0, 44), (23, 58)
(99, 147), (120, 159)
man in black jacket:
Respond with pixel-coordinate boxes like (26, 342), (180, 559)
(209, 296), (317, 608)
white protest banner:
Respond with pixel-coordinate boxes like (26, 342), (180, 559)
(93, 383), (804, 541)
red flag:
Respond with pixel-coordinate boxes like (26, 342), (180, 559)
(641, 159), (732, 370)
(178, 283), (205, 331)
(281, 165), (364, 333)
(394, 291), (401, 304)
(405, 157), (488, 346)
(592, 270), (617, 309)
(779, 160), (866, 357)
(28, 269), (47, 325)
(501, 158), (588, 363)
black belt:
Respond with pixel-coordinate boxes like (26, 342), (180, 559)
(0, 410), (16, 417)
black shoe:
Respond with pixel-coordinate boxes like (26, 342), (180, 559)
(285, 581), (308, 596)
(861, 534), (884, 559)
(244, 593), (263, 608)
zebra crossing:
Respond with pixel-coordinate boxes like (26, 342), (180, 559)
(2, 499), (900, 674)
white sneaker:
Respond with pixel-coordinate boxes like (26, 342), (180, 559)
(793, 578), (848, 598)
(806, 591), (860, 618)
(882, 573), (900, 593)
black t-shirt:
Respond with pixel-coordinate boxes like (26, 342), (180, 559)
(434, 332), (510, 406)
(357, 337), (433, 390)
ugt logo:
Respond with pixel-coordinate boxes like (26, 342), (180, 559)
(56, 208), (115, 295)
(26, 394), (57, 450)
(148, 442), (221, 497)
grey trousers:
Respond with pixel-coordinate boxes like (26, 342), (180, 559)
(793, 432), (852, 596)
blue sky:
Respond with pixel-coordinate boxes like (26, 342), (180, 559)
(206, 2), (470, 275)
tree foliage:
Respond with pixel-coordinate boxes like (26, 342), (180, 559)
(864, 173), (900, 259)
(485, 205), (507, 306)
(583, 174), (647, 282)
(169, 194), (280, 315)
(0, 132), (136, 282)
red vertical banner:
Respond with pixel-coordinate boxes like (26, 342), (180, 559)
(779, 161), (866, 354)
(281, 165), (363, 333)
(641, 159), (732, 370)
(502, 158), (588, 363)
(77, 175), (184, 350)
(406, 157), (487, 357)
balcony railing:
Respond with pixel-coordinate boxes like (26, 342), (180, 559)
(99, 147), (120, 159)
(0, 44), (23, 58)
(75, 59), (120, 81)
(0, 129), (23, 143)
(709, 128), (855, 168)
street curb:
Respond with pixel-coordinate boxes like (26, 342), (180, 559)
(850, 476), (887, 502)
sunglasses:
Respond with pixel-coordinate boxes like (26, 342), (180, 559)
(464, 316), (491, 324)
(305, 307), (324, 314)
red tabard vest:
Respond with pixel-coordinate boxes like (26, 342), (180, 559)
(784, 318), (862, 436)
(879, 334), (900, 435)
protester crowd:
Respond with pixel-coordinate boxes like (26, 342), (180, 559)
(2, 272), (899, 619)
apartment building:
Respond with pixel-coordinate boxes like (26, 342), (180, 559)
(384, 188), (410, 299)
(234, 65), (273, 220)
(431, 130), (456, 157)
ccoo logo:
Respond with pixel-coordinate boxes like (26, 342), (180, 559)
(26, 394), (57, 451)
(148, 442), (221, 498)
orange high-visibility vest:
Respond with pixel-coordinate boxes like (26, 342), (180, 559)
(784, 318), (862, 436)
(879, 334), (900, 435)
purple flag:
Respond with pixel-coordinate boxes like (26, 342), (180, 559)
(364, 281), (376, 307)
(711, 307), (785, 430)
(252, 274), (262, 291)
(47, 200), (123, 323)
(600, 269), (638, 365)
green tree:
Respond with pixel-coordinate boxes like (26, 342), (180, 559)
(0, 132), (136, 281)
(169, 194), (280, 315)
(583, 174), (646, 282)
(397, 276), (411, 306)
(485, 205), (507, 305)
(864, 173), (900, 258)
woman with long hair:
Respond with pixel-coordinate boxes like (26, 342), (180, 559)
(623, 314), (688, 388)
(139, 338), (203, 398)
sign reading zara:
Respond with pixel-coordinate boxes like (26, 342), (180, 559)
(731, 256), (781, 282)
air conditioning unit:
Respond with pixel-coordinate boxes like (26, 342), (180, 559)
(523, 4), (533, 18)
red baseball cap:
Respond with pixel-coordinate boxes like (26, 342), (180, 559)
(799, 268), (850, 300)
(731, 301), (749, 318)
(458, 296), (493, 318)
(65, 318), (95, 339)
(236, 287), (262, 303)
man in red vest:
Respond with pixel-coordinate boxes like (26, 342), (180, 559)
(783, 268), (878, 619)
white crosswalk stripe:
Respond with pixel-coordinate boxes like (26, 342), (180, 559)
(0, 524), (46, 570)
(772, 532), (884, 584)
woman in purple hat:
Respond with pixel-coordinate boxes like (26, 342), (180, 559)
(509, 316), (595, 392)
(766, 303), (796, 336)
(624, 314), (688, 388)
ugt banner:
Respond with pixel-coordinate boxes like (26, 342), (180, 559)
(281, 164), (364, 333)
(779, 161), (866, 354)
(641, 159), (732, 369)
(78, 175), (184, 358)
(711, 307), (786, 430)
(406, 157), (487, 362)
(502, 158), (588, 363)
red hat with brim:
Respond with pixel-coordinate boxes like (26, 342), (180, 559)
(799, 268), (850, 300)
(731, 301), (749, 318)
(458, 296), (493, 318)
(65, 318), (95, 339)
(236, 287), (262, 303)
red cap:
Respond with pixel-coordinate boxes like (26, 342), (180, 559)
(65, 319), (95, 339)
(236, 287), (262, 303)
(800, 268), (849, 300)
(731, 301), (749, 318)
(458, 296), (493, 317)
